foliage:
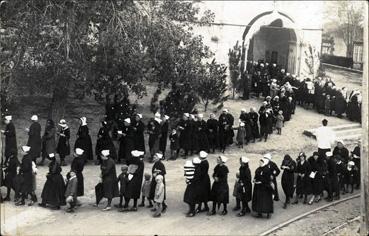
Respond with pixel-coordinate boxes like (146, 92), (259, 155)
(228, 41), (242, 98)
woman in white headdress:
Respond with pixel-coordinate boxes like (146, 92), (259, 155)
(56, 119), (70, 166)
(74, 117), (93, 162)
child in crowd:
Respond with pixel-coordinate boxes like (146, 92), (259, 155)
(13, 166), (24, 203)
(29, 160), (38, 206)
(169, 129), (179, 160)
(236, 122), (246, 148)
(65, 171), (78, 213)
(232, 172), (242, 211)
(275, 110), (284, 135)
(153, 175), (165, 217)
(344, 161), (358, 194)
(116, 165), (128, 209)
(139, 173), (153, 207)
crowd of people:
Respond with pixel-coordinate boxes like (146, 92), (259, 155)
(0, 110), (362, 219)
(247, 61), (362, 123)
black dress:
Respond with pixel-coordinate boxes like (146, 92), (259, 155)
(210, 164), (229, 204)
(125, 159), (144, 199)
(57, 127), (70, 157)
(295, 160), (312, 195)
(96, 126), (117, 161)
(252, 165), (273, 214)
(198, 160), (211, 203)
(281, 159), (296, 198)
(197, 120), (209, 152)
(20, 154), (33, 195)
(4, 156), (20, 190)
(159, 121), (169, 155)
(239, 164), (252, 202)
(206, 118), (218, 150)
(4, 122), (17, 159)
(100, 157), (119, 199)
(333, 146), (349, 164)
(178, 119), (191, 152)
(133, 120), (145, 153)
(40, 160), (66, 206)
(308, 156), (324, 195)
(118, 126), (135, 161)
(74, 125), (93, 160)
(184, 164), (201, 205)
(71, 155), (85, 196)
(27, 122), (41, 160)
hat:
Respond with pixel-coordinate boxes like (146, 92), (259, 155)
(336, 139), (345, 145)
(218, 156), (228, 163)
(49, 153), (55, 158)
(136, 113), (143, 119)
(199, 151), (208, 159)
(241, 156), (249, 163)
(4, 115), (12, 121)
(223, 108), (228, 113)
(241, 108), (246, 112)
(154, 153), (163, 160)
(190, 114), (195, 119)
(263, 101), (268, 105)
(260, 63), (264, 67)
(261, 157), (269, 166)
(131, 150), (144, 157)
(59, 119), (67, 127)
(124, 118), (131, 124)
(31, 115), (38, 121)
(21, 146), (31, 152)
(80, 117), (87, 125)
(240, 122), (245, 127)
(326, 151), (333, 157)
(348, 161), (355, 166)
(273, 63), (276, 67)
(75, 148), (84, 155)
(197, 114), (203, 119)
(164, 115), (170, 120)
(101, 150), (110, 157)
(192, 157), (201, 164)
(154, 117), (162, 123)
(184, 113), (190, 118)
(263, 153), (272, 160)
(155, 112), (161, 118)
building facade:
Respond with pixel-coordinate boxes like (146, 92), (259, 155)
(193, 1), (323, 78)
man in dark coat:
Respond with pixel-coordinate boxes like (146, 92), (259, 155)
(252, 157), (273, 218)
(98, 150), (119, 211)
(27, 115), (41, 162)
(326, 151), (339, 201)
(159, 115), (169, 158)
(148, 115), (162, 161)
(281, 155), (296, 209)
(71, 148), (85, 197)
(264, 153), (281, 201)
(56, 119), (70, 166)
(1, 115), (17, 165)
(293, 152), (312, 204)
(96, 121), (116, 165)
(148, 153), (167, 212)
(208, 156), (229, 216)
(118, 118), (135, 164)
(133, 114), (145, 153)
(74, 117), (93, 162)
(218, 109), (233, 153)
(249, 107), (260, 142)
(40, 119), (56, 166)
(39, 153), (66, 209)
(237, 157), (252, 216)
(122, 150), (145, 211)
(178, 113), (191, 158)
(206, 114), (218, 153)
(196, 114), (209, 153)
(258, 104), (270, 142)
(3, 152), (20, 201)
(16, 146), (37, 206)
(196, 151), (211, 213)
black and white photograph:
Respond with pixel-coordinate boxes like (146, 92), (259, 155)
(0, 0), (368, 235)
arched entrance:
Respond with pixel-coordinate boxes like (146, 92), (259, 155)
(242, 10), (300, 75)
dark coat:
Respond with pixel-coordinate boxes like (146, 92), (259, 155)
(178, 119), (191, 151)
(267, 160), (281, 199)
(117, 173), (128, 196)
(65, 176), (78, 198)
(149, 161), (166, 200)
(334, 94), (347, 115)
(252, 165), (274, 214)
(74, 125), (93, 160)
(133, 120), (145, 152)
(198, 160), (211, 202)
(100, 157), (119, 199)
(96, 126), (117, 161)
(210, 164), (229, 204)
(148, 119), (161, 153)
(118, 125), (135, 161)
(169, 132), (180, 150)
(27, 122), (41, 159)
(57, 127), (70, 157)
(42, 126), (56, 157)
(4, 122), (17, 158)
(4, 156), (20, 189)
(125, 159), (144, 199)
(41, 160), (66, 206)
(239, 164), (252, 202)
(333, 146), (349, 164)
(295, 160), (312, 195)
(197, 120), (209, 152)
(249, 111), (260, 139)
(206, 118), (219, 147)
(281, 158), (296, 198)
(71, 156), (85, 196)
(159, 121), (169, 154)
(308, 156), (324, 195)
(184, 164), (201, 205)
(20, 154), (33, 195)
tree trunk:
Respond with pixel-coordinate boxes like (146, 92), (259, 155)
(48, 72), (70, 122)
(204, 100), (209, 112)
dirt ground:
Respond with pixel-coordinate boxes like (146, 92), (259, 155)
(0, 67), (363, 235)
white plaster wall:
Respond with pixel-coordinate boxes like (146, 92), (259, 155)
(193, 1), (323, 78)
